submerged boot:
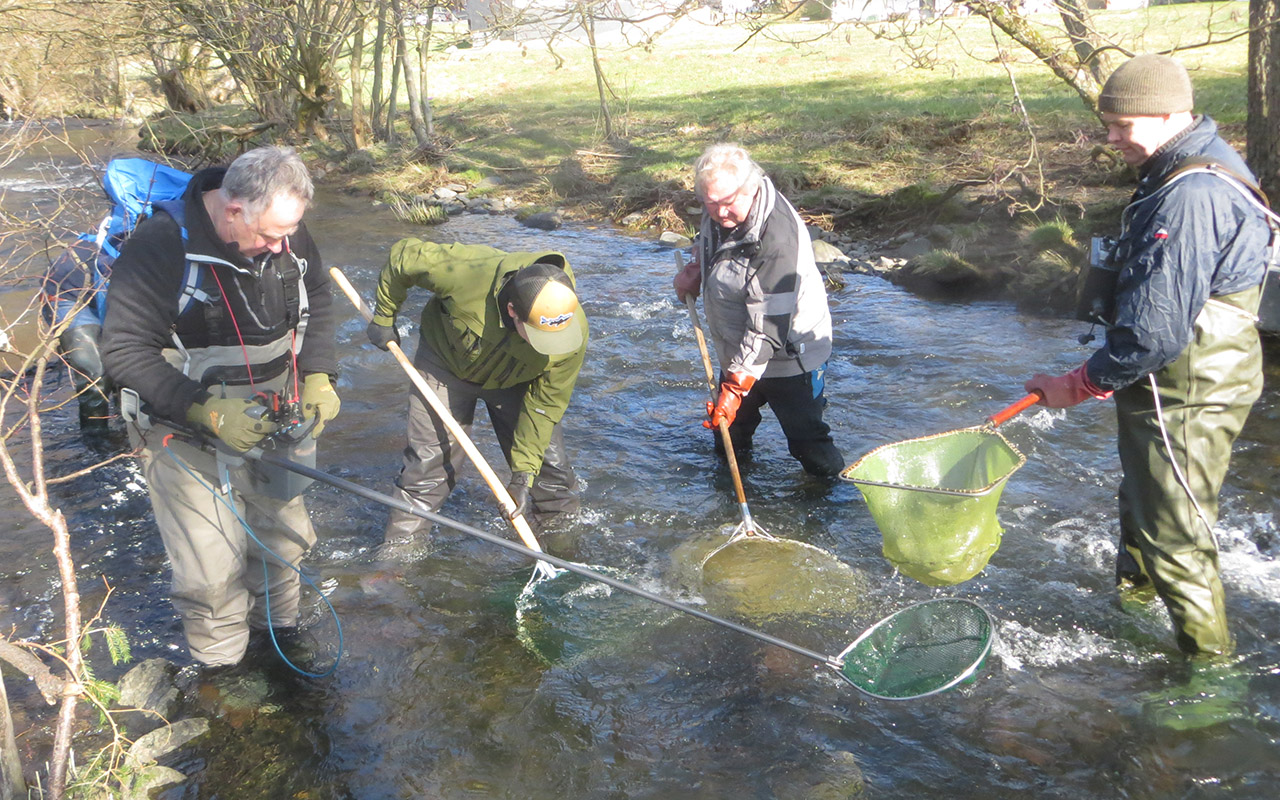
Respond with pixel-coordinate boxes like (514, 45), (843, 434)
(377, 511), (435, 562)
(1140, 658), (1251, 731)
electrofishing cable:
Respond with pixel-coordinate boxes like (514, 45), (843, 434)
(161, 433), (343, 678)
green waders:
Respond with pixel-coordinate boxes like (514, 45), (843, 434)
(1113, 285), (1263, 657)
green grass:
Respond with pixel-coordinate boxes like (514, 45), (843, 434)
(347, 5), (1251, 233)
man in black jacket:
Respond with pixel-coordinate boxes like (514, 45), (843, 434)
(1026, 55), (1273, 657)
(103, 146), (340, 668)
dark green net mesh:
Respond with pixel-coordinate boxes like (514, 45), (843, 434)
(837, 598), (994, 699)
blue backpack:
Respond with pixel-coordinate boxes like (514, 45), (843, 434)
(44, 158), (194, 329)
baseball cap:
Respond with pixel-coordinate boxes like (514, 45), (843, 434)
(508, 262), (587, 356)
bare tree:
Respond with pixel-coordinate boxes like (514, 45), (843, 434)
(473, 0), (697, 143)
(391, 0), (432, 146)
(160, 0), (360, 136)
(0, 127), (136, 800)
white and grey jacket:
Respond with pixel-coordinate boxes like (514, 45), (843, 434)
(695, 175), (832, 380)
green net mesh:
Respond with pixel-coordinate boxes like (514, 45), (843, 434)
(837, 598), (994, 699)
(700, 535), (866, 623)
(841, 428), (1025, 586)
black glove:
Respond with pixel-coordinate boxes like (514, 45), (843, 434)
(366, 319), (400, 351)
(504, 471), (533, 522)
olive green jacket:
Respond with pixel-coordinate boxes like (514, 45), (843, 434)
(373, 239), (587, 475)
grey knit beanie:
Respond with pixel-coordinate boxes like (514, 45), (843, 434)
(1098, 54), (1194, 115)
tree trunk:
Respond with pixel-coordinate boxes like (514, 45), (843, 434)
(1248, 0), (1280, 200)
(581, 10), (614, 140)
(351, 21), (370, 149)
(385, 13), (403, 144)
(418, 13), (434, 137)
(0, 672), (23, 800)
(391, 0), (431, 147)
(371, 0), (390, 137)
(1057, 0), (1111, 84)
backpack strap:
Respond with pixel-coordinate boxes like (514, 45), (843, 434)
(150, 198), (212, 319)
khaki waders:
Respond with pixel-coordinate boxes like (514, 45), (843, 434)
(1114, 285), (1263, 656)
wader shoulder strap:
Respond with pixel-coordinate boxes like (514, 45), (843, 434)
(1159, 159), (1280, 318)
(1151, 158), (1280, 292)
(281, 238), (310, 354)
(1157, 157), (1280, 234)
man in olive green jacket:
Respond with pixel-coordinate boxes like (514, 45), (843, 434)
(366, 240), (588, 557)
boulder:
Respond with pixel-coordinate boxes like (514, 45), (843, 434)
(658, 231), (692, 248)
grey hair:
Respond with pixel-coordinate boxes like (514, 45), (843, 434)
(222, 145), (314, 222)
(693, 143), (764, 200)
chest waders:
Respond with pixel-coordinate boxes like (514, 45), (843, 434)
(1114, 285), (1263, 656)
(162, 247), (314, 499)
(119, 246), (317, 666)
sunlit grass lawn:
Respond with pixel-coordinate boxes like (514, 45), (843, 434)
(378, 4), (1251, 221)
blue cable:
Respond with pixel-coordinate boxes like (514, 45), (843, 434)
(162, 437), (343, 678)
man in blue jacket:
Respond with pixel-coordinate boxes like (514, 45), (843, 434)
(1025, 55), (1274, 658)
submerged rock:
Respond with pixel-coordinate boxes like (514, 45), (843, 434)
(520, 210), (562, 231)
(115, 658), (179, 736)
(126, 717), (210, 766)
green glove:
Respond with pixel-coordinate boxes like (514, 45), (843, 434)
(185, 393), (278, 452)
(301, 373), (341, 437)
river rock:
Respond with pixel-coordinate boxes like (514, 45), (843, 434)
(883, 234), (933, 260)
(123, 765), (187, 800)
(433, 186), (459, 200)
(812, 239), (850, 265)
(520, 211), (562, 231)
(767, 749), (865, 799)
(658, 231), (692, 248)
(126, 717), (210, 767)
(115, 658), (179, 736)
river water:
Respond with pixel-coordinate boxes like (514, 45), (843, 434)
(3, 124), (1279, 798)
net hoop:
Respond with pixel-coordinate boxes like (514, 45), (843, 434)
(833, 598), (995, 701)
(699, 520), (852, 575)
(841, 426), (1026, 497)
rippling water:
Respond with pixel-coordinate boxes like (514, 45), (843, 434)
(3, 125), (1279, 798)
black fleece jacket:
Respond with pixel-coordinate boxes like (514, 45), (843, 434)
(102, 167), (336, 423)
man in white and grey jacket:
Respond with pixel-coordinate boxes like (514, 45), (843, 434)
(674, 143), (843, 476)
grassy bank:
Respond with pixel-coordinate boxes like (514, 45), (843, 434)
(329, 6), (1251, 305)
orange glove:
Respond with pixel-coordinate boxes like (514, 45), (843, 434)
(705, 372), (756, 429)
(1024, 363), (1111, 409)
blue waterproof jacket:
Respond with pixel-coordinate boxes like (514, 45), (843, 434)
(1085, 116), (1271, 391)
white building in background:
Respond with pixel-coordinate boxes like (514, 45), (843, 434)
(465, 0), (683, 38)
(828, 0), (1147, 21)
(462, 0), (1154, 37)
